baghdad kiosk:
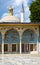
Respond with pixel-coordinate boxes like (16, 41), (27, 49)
(0, 4), (40, 54)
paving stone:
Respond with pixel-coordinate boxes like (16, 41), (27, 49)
(0, 55), (40, 65)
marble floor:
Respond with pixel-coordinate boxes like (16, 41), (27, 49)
(0, 54), (40, 65)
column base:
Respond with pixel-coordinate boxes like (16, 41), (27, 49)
(30, 51), (38, 54)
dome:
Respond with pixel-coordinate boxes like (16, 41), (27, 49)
(1, 15), (20, 22)
(1, 6), (20, 22)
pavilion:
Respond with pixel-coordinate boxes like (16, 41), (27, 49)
(0, 5), (40, 54)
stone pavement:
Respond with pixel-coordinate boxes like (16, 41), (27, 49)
(0, 54), (40, 65)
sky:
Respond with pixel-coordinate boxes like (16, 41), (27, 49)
(0, 0), (33, 22)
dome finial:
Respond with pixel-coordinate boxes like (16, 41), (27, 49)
(8, 5), (13, 16)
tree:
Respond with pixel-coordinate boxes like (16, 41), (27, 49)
(29, 0), (40, 22)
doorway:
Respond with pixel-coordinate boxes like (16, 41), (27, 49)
(12, 44), (16, 52)
(22, 44), (30, 53)
(30, 44), (33, 51)
(22, 44), (24, 52)
(25, 44), (29, 52)
(4, 44), (8, 52)
(0, 44), (2, 52)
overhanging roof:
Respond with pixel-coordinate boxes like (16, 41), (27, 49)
(0, 22), (40, 26)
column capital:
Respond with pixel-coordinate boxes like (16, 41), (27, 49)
(19, 30), (23, 38)
(2, 32), (5, 35)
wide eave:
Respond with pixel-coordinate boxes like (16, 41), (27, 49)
(0, 22), (40, 26)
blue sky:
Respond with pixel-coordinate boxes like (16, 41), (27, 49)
(0, 0), (33, 22)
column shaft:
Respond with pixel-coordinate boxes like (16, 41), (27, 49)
(20, 36), (22, 54)
(2, 34), (4, 54)
(37, 37), (39, 53)
(16, 44), (18, 52)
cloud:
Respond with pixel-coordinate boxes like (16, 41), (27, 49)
(25, 7), (30, 14)
(23, 0), (28, 4)
(25, 18), (30, 23)
(15, 0), (22, 6)
(7, 0), (22, 8)
(23, 0), (29, 7)
(2, 13), (8, 18)
(24, 6), (30, 21)
(14, 13), (20, 19)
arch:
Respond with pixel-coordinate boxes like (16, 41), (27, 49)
(0, 32), (2, 43)
(22, 29), (37, 43)
(4, 28), (20, 44)
(21, 27), (37, 39)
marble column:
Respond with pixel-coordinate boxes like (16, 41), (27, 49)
(19, 29), (23, 54)
(8, 44), (12, 53)
(2, 33), (4, 54)
(37, 36), (39, 54)
(37, 27), (39, 54)
(33, 44), (34, 51)
(20, 36), (22, 54)
(16, 44), (18, 52)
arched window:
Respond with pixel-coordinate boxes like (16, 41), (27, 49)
(4, 29), (20, 44)
(22, 29), (37, 43)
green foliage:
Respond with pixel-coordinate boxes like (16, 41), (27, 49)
(29, 0), (40, 22)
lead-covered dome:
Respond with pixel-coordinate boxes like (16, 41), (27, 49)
(1, 15), (20, 22)
(1, 6), (20, 22)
